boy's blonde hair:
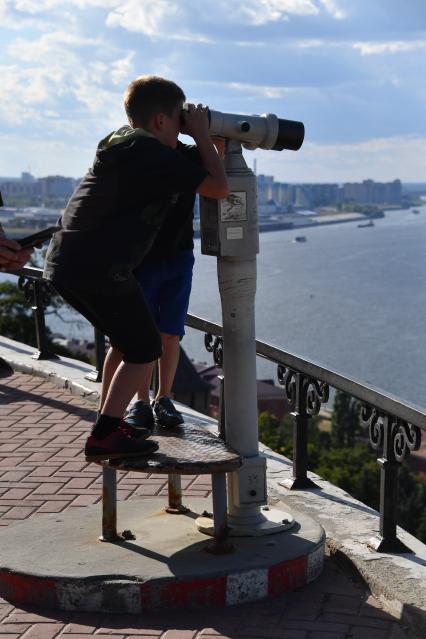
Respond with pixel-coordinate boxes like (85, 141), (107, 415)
(124, 75), (186, 127)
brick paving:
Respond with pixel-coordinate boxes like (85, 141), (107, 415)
(0, 373), (415, 639)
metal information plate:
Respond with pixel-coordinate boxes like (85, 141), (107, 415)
(226, 226), (244, 240)
(220, 192), (247, 222)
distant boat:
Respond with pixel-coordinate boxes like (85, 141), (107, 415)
(412, 209), (420, 214)
(293, 235), (307, 243)
(357, 220), (375, 228)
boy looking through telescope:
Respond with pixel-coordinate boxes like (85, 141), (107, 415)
(43, 75), (229, 461)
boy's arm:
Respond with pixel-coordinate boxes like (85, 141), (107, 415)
(183, 105), (229, 199)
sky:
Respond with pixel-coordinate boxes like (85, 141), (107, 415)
(0, 0), (425, 182)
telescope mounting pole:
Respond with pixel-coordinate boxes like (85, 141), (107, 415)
(216, 140), (293, 536)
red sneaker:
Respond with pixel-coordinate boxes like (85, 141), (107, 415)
(85, 428), (158, 462)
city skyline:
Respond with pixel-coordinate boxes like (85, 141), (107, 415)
(1, 171), (416, 213)
(1, 1), (425, 182)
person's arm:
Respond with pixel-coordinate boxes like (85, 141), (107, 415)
(182, 105), (229, 199)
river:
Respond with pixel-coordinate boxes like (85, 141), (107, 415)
(1, 205), (425, 409)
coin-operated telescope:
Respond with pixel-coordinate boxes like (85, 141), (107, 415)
(195, 110), (304, 539)
(206, 108), (304, 151)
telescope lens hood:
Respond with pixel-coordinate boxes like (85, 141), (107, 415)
(273, 119), (305, 151)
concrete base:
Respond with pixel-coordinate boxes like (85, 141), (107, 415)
(196, 507), (295, 537)
(0, 497), (324, 613)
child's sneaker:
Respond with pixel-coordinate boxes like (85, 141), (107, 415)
(152, 396), (184, 428)
(85, 427), (158, 461)
(125, 400), (155, 431)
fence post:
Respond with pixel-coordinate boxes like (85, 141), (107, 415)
(361, 406), (421, 553)
(205, 334), (224, 439)
(18, 277), (58, 361)
(278, 366), (329, 490)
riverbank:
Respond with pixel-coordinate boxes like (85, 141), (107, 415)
(193, 211), (368, 238)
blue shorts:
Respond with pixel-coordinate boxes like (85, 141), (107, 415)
(134, 250), (195, 337)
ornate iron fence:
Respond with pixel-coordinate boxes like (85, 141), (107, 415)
(2, 265), (425, 553)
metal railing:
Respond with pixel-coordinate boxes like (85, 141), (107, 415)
(2, 265), (425, 553)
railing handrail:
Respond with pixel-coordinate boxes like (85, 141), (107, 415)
(4, 265), (426, 431)
(187, 313), (426, 430)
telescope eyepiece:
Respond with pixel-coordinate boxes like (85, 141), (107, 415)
(273, 118), (305, 151)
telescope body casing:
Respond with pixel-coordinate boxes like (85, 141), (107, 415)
(206, 109), (304, 151)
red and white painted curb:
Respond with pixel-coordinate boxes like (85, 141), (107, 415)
(0, 541), (324, 612)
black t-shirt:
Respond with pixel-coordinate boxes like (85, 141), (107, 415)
(144, 142), (201, 261)
(44, 135), (207, 292)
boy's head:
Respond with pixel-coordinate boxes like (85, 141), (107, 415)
(124, 75), (185, 148)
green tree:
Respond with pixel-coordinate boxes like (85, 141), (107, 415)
(331, 390), (361, 448)
(315, 443), (380, 510)
(258, 411), (292, 457)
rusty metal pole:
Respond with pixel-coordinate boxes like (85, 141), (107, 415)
(166, 474), (188, 514)
(99, 465), (119, 542)
(211, 473), (228, 542)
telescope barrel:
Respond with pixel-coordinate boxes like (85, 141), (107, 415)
(205, 108), (304, 151)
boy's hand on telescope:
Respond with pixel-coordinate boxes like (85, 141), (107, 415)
(211, 136), (226, 159)
(181, 103), (210, 140)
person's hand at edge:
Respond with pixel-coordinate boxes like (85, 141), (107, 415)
(0, 237), (33, 271)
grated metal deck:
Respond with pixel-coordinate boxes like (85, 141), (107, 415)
(107, 421), (242, 475)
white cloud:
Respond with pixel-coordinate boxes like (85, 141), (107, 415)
(353, 40), (426, 55)
(296, 38), (326, 48)
(319, 0), (345, 20)
(0, 64), (66, 124)
(241, 0), (318, 25)
(222, 81), (294, 99)
(106, 0), (178, 36)
(104, 0), (338, 37)
(13, 0), (118, 12)
(105, 0), (214, 42)
(8, 31), (99, 63)
(110, 51), (135, 85)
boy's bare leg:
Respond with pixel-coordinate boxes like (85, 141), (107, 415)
(136, 332), (180, 401)
(138, 333), (180, 404)
(102, 361), (155, 418)
(99, 346), (123, 411)
(156, 333), (180, 399)
(136, 361), (156, 403)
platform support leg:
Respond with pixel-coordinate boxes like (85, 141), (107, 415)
(166, 473), (189, 514)
(212, 473), (228, 543)
(100, 466), (119, 542)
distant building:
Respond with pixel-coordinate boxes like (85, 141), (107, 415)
(0, 172), (76, 202)
(340, 179), (402, 206)
(38, 175), (75, 198)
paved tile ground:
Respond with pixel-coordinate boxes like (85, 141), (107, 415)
(0, 373), (416, 639)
